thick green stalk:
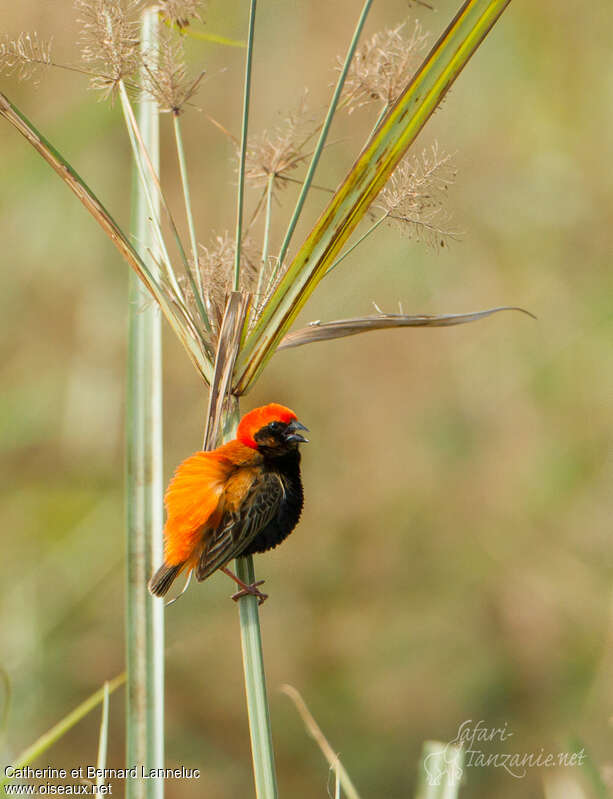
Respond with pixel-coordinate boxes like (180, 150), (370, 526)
(275, 0), (373, 272)
(125, 9), (164, 799)
(234, 0), (257, 290)
(233, 0), (513, 394)
(235, 550), (278, 799)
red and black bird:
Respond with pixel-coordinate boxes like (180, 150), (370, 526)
(148, 403), (308, 603)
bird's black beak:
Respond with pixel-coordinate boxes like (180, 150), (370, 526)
(285, 420), (309, 444)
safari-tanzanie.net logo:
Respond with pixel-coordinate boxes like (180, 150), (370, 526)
(423, 720), (585, 787)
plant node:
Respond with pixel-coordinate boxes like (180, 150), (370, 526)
(142, 29), (204, 114)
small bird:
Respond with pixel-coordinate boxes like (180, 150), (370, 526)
(148, 403), (308, 604)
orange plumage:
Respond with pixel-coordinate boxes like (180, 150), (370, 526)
(148, 403), (307, 601)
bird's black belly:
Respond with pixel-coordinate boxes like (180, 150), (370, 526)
(239, 450), (303, 556)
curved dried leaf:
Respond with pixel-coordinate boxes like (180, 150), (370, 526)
(278, 306), (535, 350)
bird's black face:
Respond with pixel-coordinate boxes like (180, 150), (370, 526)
(253, 419), (309, 457)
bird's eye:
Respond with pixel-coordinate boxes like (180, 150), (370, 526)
(268, 421), (283, 433)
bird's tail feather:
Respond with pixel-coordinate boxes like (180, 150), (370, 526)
(148, 562), (183, 597)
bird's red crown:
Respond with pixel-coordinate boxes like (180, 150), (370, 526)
(237, 403), (298, 449)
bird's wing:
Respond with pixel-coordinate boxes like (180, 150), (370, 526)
(163, 451), (233, 566)
(195, 470), (284, 582)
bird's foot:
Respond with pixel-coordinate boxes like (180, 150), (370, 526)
(222, 566), (269, 605)
(231, 580), (268, 605)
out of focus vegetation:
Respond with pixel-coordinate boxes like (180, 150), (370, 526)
(1, 1), (611, 797)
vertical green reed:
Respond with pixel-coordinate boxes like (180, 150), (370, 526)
(234, 0), (257, 290)
(125, 8), (164, 799)
(235, 550), (278, 799)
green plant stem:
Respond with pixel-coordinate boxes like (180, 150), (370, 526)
(275, 0), (373, 273)
(235, 553), (278, 799)
(96, 683), (110, 793)
(172, 113), (204, 302)
(257, 173), (275, 305)
(234, 0), (257, 291)
(326, 213), (388, 275)
(125, 10), (165, 799)
(0, 675), (126, 791)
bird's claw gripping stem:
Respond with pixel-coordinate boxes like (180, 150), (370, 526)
(231, 580), (268, 605)
(222, 566), (269, 605)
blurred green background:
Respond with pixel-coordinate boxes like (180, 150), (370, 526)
(1, 1), (611, 797)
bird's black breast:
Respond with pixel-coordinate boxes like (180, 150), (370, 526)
(239, 450), (303, 556)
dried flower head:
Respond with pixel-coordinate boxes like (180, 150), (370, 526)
(342, 20), (430, 112)
(375, 142), (458, 248)
(75, 0), (141, 99)
(142, 30), (204, 113)
(193, 233), (260, 334)
(159, 0), (204, 30)
(0, 32), (52, 82)
(244, 98), (315, 194)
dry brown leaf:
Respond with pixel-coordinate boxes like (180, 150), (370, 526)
(278, 306), (535, 350)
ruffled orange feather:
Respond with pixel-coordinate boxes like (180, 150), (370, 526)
(163, 451), (229, 565)
(163, 441), (263, 566)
